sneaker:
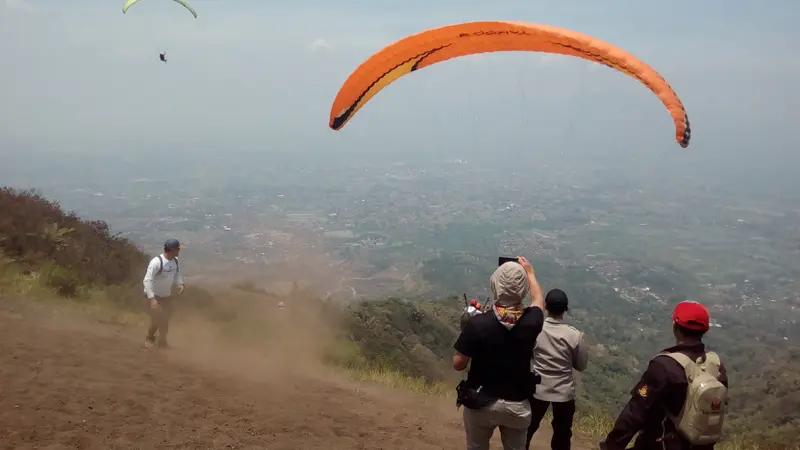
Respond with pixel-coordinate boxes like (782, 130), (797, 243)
(144, 337), (156, 348)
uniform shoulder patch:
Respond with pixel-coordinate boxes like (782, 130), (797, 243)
(637, 384), (649, 398)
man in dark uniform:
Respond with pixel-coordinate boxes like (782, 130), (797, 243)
(600, 301), (728, 450)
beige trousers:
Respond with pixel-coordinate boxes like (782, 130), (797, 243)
(463, 398), (532, 450)
(145, 295), (173, 345)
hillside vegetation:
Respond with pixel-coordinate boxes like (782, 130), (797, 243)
(1, 186), (797, 450)
(0, 187), (147, 295)
(402, 252), (800, 448)
(332, 297), (800, 450)
(0, 187), (230, 321)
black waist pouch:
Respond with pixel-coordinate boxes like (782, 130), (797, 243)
(456, 380), (497, 410)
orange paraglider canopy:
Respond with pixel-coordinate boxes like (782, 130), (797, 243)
(328, 20), (691, 148)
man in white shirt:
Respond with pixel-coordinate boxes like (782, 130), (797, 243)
(526, 288), (588, 450)
(142, 238), (185, 348)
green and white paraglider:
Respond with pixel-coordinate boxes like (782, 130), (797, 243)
(122, 0), (197, 64)
(122, 0), (198, 19)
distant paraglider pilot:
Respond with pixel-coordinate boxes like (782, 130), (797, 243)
(159, 52), (167, 63)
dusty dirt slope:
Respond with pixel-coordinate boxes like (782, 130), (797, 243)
(0, 296), (580, 450)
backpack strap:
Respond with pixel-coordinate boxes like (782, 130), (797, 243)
(660, 351), (693, 367)
(659, 351), (721, 381)
(702, 351), (721, 378)
(155, 255), (179, 276)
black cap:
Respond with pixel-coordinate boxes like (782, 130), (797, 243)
(545, 288), (569, 311)
(164, 238), (181, 250)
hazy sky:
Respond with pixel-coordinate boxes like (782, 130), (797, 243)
(2, 0), (798, 180)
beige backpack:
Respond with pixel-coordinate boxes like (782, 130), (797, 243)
(660, 351), (728, 445)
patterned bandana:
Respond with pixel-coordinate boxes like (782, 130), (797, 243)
(492, 303), (525, 329)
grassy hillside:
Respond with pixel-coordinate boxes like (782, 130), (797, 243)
(404, 251), (800, 447)
(0, 187), (147, 295)
(0, 187), (231, 321)
(1, 186), (796, 450)
(330, 297), (798, 450)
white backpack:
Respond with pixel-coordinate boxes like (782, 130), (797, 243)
(459, 306), (482, 330)
(660, 351), (728, 445)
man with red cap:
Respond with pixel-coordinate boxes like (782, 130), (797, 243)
(600, 300), (729, 450)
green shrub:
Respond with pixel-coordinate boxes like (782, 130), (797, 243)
(38, 262), (81, 297)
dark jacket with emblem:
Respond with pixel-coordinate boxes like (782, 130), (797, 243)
(602, 342), (728, 450)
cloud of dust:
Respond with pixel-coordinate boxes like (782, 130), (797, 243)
(186, 227), (365, 302)
(162, 280), (349, 389)
(124, 232), (365, 390)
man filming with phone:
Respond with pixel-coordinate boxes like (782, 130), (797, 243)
(452, 255), (546, 450)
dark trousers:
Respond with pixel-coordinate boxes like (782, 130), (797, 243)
(526, 397), (576, 450)
(145, 296), (173, 345)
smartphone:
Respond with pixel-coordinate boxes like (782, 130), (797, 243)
(498, 256), (519, 267)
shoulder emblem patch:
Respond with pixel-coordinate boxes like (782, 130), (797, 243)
(637, 384), (649, 398)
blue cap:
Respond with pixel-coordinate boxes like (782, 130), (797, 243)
(164, 238), (181, 250)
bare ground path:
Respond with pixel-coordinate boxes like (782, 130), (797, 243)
(0, 297), (582, 450)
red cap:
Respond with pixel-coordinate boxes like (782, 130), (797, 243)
(672, 301), (710, 331)
(470, 299), (478, 307)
